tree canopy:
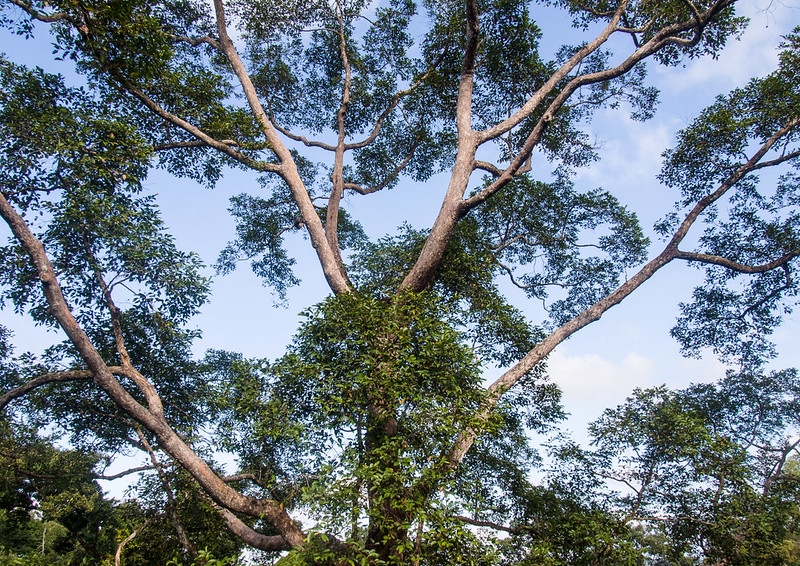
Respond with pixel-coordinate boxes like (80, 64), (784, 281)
(0, 0), (799, 564)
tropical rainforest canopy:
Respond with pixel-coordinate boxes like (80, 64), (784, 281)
(0, 0), (799, 564)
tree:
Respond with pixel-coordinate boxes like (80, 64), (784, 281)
(544, 369), (800, 565)
(0, 0), (798, 563)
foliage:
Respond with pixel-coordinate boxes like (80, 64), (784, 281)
(547, 369), (800, 565)
(0, 0), (798, 565)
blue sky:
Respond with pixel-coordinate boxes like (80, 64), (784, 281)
(1, 0), (799, 449)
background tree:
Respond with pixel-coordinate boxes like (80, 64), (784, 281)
(0, 0), (798, 564)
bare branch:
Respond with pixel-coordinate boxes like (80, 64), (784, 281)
(453, 515), (521, 534)
(5, 0), (70, 22)
(115, 518), (154, 566)
(168, 34), (220, 49)
(474, 159), (532, 177)
(1, 369), (94, 410)
(221, 473), (263, 483)
(674, 249), (800, 273)
(343, 148), (417, 195)
(95, 465), (156, 481)
(215, 507), (292, 551)
(749, 148), (800, 171)
(271, 122), (338, 151)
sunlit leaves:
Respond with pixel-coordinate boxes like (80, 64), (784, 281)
(471, 173), (649, 324)
(542, 0), (746, 66)
(349, 223), (544, 367)
(548, 369), (800, 565)
(208, 294), (485, 547)
(658, 31), (800, 367)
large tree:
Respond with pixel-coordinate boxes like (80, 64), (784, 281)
(0, 0), (799, 564)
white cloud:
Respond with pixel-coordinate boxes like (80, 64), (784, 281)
(657, 2), (799, 96)
(548, 348), (658, 433)
(577, 114), (673, 185)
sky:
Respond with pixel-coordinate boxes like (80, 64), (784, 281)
(1, 0), (799, 468)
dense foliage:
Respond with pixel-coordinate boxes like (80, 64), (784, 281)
(0, 0), (798, 564)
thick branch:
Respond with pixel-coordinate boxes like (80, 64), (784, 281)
(399, 0), (628, 292)
(95, 465), (156, 481)
(215, 507), (292, 552)
(463, 0), (733, 212)
(326, 8), (353, 274)
(1, 369), (93, 410)
(212, 0), (351, 295)
(459, 0), (480, 136)
(396, 0), (481, 292)
(444, 114), (800, 469)
(5, 0), (70, 22)
(0, 191), (307, 549)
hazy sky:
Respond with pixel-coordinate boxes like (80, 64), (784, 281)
(1, 0), (799, 452)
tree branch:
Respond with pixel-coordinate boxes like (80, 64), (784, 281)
(270, 122), (338, 151)
(168, 33), (220, 49)
(84, 244), (164, 418)
(343, 147), (417, 195)
(674, 249), (800, 273)
(477, 0), (631, 143)
(399, 0), (630, 292)
(135, 426), (198, 558)
(152, 139), (270, 152)
(463, 0), (735, 213)
(453, 515), (521, 534)
(115, 518), (154, 566)
(5, 0), (70, 22)
(212, 0), (351, 295)
(95, 465), (156, 481)
(442, 114), (800, 470)
(345, 59), (443, 151)
(118, 80), (281, 173)
(1, 369), (94, 410)
(215, 506), (292, 552)
(326, 7), (354, 277)
(396, 0), (481, 292)
(0, 190), (307, 549)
